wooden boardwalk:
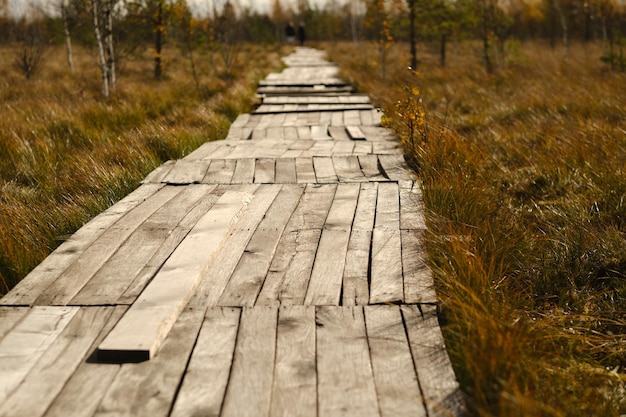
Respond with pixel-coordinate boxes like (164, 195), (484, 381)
(0, 48), (465, 417)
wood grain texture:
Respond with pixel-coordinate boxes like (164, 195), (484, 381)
(342, 229), (371, 306)
(203, 159), (237, 184)
(316, 306), (379, 417)
(358, 155), (386, 182)
(231, 158), (256, 184)
(333, 156), (366, 182)
(255, 158), (276, 183)
(162, 160), (210, 184)
(364, 305), (427, 417)
(0, 307), (28, 341)
(221, 307), (278, 417)
(402, 229), (437, 304)
(97, 190), (252, 362)
(275, 158), (297, 184)
(270, 306), (317, 417)
(378, 154), (413, 181)
(402, 305), (467, 417)
(370, 229), (404, 304)
(295, 157), (316, 183)
(399, 180), (426, 230)
(170, 307), (241, 417)
(313, 156), (338, 183)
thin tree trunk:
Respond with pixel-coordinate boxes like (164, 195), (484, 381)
(91, 0), (109, 98)
(61, 1), (74, 74)
(154, 0), (163, 79)
(409, 0), (417, 69)
(440, 34), (446, 67)
(482, 0), (493, 73)
(105, 0), (115, 88)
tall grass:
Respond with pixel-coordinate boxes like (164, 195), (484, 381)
(0, 43), (287, 293)
(328, 40), (626, 416)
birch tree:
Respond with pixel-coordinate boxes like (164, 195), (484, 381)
(91, 0), (117, 98)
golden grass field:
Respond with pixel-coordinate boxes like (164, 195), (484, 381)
(329, 40), (626, 416)
(0, 42), (287, 293)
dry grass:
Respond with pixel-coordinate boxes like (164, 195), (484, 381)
(0, 42), (287, 293)
(328, 40), (626, 416)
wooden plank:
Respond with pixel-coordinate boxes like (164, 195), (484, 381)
(34, 185), (181, 306)
(402, 229), (437, 304)
(0, 307), (28, 340)
(344, 110), (361, 126)
(295, 157), (316, 184)
(221, 307), (278, 417)
(231, 113), (251, 128)
(353, 183), (378, 231)
(353, 140), (373, 155)
(328, 126), (350, 140)
(0, 307), (116, 417)
(331, 141), (355, 156)
(342, 229), (371, 307)
(1, 183), (163, 306)
(97, 190), (253, 362)
(360, 109), (374, 126)
(275, 158), (297, 184)
(316, 306), (379, 417)
(269, 306), (316, 417)
(297, 126), (311, 140)
(305, 184), (359, 305)
(44, 306), (126, 417)
(333, 156), (366, 183)
(95, 307), (206, 417)
(313, 156), (338, 183)
(231, 158), (256, 184)
(401, 305), (466, 417)
(141, 160), (175, 184)
(203, 159), (237, 184)
(311, 123), (330, 140)
(358, 155), (387, 182)
(183, 141), (222, 160)
(364, 305), (427, 417)
(71, 185), (216, 305)
(0, 306), (78, 403)
(255, 158), (276, 184)
(378, 154), (413, 181)
(330, 111), (343, 126)
(371, 182), (403, 304)
(399, 180), (427, 230)
(170, 307), (241, 417)
(218, 185), (303, 307)
(162, 160), (210, 184)
(346, 125), (366, 140)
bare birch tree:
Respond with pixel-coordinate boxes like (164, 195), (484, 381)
(91, 0), (117, 98)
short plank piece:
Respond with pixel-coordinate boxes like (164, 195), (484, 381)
(295, 157), (316, 184)
(328, 126), (350, 140)
(316, 306), (379, 417)
(353, 141), (373, 155)
(402, 229), (437, 304)
(1, 183), (163, 306)
(270, 306), (317, 417)
(378, 154), (413, 181)
(221, 306), (278, 417)
(343, 110), (361, 126)
(313, 156), (338, 183)
(331, 141), (355, 156)
(364, 306), (427, 417)
(346, 125), (366, 140)
(162, 160), (210, 184)
(333, 156), (367, 183)
(330, 111), (343, 126)
(342, 229), (371, 306)
(401, 305), (466, 417)
(358, 155), (387, 182)
(44, 306), (127, 417)
(0, 306), (78, 403)
(35, 185), (181, 306)
(399, 180), (427, 230)
(97, 190), (252, 362)
(275, 158), (297, 184)
(353, 182), (378, 231)
(95, 307), (206, 417)
(203, 159), (237, 184)
(231, 158), (256, 184)
(218, 185), (303, 307)
(255, 158), (276, 184)
(141, 160), (175, 184)
(170, 307), (241, 417)
(0, 307), (115, 417)
(71, 185), (216, 305)
(371, 182), (403, 304)
(305, 184), (359, 306)
(360, 109), (374, 126)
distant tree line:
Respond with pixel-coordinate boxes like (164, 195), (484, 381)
(1, 0), (624, 91)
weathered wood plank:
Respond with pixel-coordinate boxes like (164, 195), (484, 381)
(364, 305), (427, 417)
(1, 183), (164, 306)
(218, 185), (303, 307)
(275, 158), (297, 184)
(295, 157), (316, 184)
(221, 307), (278, 417)
(203, 159), (237, 184)
(399, 180), (427, 230)
(0, 307), (115, 417)
(0, 307), (28, 341)
(189, 185), (278, 308)
(342, 229), (371, 306)
(255, 158), (276, 184)
(331, 141), (355, 156)
(316, 306), (379, 417)
(231, 158), (256, 184)
(346, 125), (366, 140)
(353, 141), (373, 155)
(0, 306), (78, 403)
(94, 307), (206, 417)
(375, 182), (400, 230)
(141, 160), (174, 184)
(378, 154), (413, 181)
(305, 184), (359, 305)
(71, 185), (215, 305)
(333, 156), (366, 183)
(358, 155), (387, 182)
(402, 229), (437, 304)
(270, 306), (317, 417)
(328, 126), (350, 140)
(401, 305), (466, 417)
(162, 160), (210, 184)
(97, 190), (252, 362)
(170, 307), (241, 417)
(353, 182), (378, 231)
(313, 156), (338, 183)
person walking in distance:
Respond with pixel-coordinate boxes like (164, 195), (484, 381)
(298, 22), (306, 46)
(285, 22), (295, 44)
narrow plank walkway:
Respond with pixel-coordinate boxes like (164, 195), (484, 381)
(0, 47), (465, 417)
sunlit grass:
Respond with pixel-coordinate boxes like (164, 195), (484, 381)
(329, 40), (626, 416)
(0, 43), (287, 293)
